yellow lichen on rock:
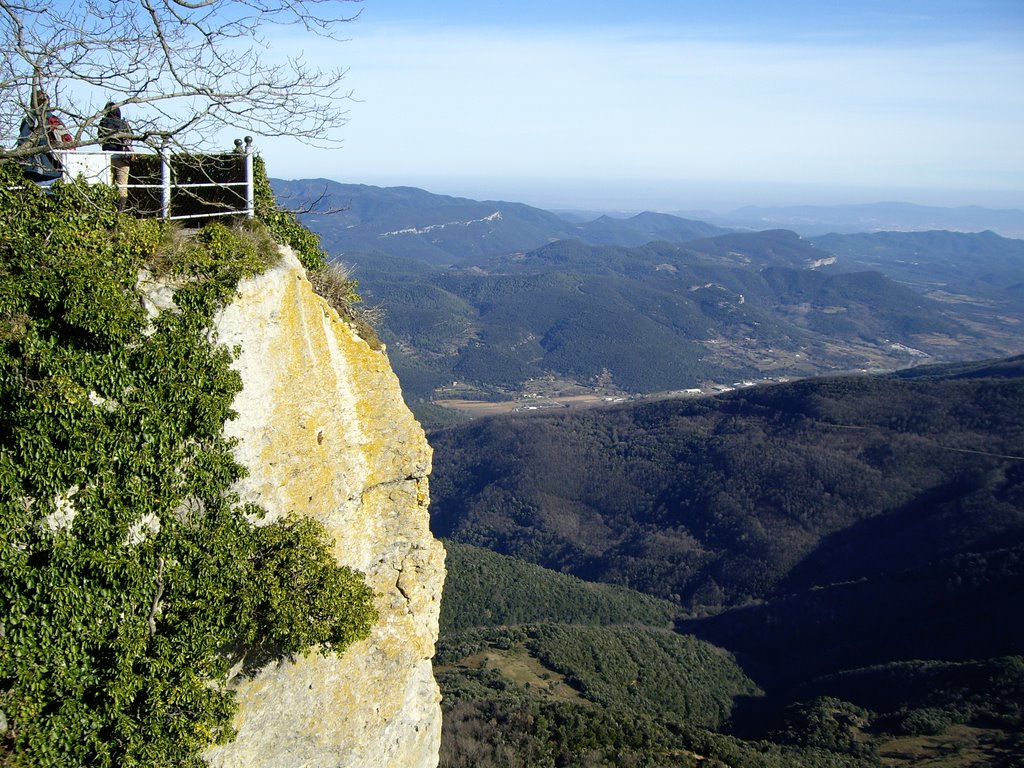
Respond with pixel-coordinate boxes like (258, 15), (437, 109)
(204, 248), (445, 768)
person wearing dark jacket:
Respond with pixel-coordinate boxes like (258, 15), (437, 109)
(16, 90), (71, 182)
(99, 102), (133, 210)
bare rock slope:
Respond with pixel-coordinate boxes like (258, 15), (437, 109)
(203, 248), (445, 768)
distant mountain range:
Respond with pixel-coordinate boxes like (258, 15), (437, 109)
(266, 178), (1024, 763)
(680, 201), (1024, 239)
(270, 179), (730, 265)
(271, 179), (1024, 426)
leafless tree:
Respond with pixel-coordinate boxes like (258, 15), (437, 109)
(0, 0), (361, 163)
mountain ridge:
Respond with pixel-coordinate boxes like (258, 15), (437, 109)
(270, 180), (1024, 427)
(270, 178), (732, 265)
(687, 200), (1024, 238)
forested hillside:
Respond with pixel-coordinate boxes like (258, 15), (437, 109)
(438, 544), (876, 768)
(279, 182), (1024, 424)
(438, 543), (1024, 767)
(271, 179), (730, 263)
(431, 359), (1024, 610)
(353, 233), (1019, 415)
(439, 540), (677, 634)
(432, 359), (1024, 738)
(811, 229), (1024, 308)
(433, 362), (1024, 766)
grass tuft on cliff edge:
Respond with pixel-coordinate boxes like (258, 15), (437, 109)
(252, 156), (381, 348)
(0, 163), (377, 768)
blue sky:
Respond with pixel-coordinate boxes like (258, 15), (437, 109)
(260, 0), (1024, 211)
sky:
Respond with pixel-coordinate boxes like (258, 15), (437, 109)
(258, 0), (1024, 212)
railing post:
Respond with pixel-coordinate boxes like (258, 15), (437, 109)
(55, 150), (71, 183)
(244, 136), (254, 218)
(160, 145), (171, 220)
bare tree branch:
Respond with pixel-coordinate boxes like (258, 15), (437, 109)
(0, 0), (361, 159)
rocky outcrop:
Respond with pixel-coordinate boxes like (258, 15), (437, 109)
(202, 249), (445, 768)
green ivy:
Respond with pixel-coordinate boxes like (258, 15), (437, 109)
(0, 165), (378, 768)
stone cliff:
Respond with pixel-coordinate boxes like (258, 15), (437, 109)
(201, 248), (445, 768)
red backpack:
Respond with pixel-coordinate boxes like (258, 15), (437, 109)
(47, 114), (74, 148)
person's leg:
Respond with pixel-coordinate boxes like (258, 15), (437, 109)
(111, 157), (130, 210)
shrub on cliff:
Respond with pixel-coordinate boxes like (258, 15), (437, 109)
(0, 166), (377, 768)
(252, 155), (380, 345)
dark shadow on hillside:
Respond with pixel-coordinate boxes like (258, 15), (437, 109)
(678, 542), (1024, 697)
(780, 463), (1024, 592)
(678, 462), (1024, 696)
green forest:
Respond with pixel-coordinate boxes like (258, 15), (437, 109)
(286, 180), (1024, 423)
(432, 361), (1024, 766)
(431, 363), (1024, 609)
(439, 542), (1024, 767)
(356, 236), (1000, 411)
(438, 541), (1024, 767)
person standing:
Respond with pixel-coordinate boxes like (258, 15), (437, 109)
(16, 90), (71, 182)
(99, 102), (133, 210)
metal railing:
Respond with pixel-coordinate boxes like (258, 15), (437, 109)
(18, 138), (255, 222)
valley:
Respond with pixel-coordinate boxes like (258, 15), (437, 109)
(432, 361), (1024, 767)
(277, 180), (1024, 428)
(281, 179), (1024, 766)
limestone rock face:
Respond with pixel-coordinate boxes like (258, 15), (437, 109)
(202, 249), (445, 768)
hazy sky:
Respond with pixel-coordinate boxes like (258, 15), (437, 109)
(261, 0), (1024, 211)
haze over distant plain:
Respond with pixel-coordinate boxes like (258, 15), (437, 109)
(260, 0), (1024, 212)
